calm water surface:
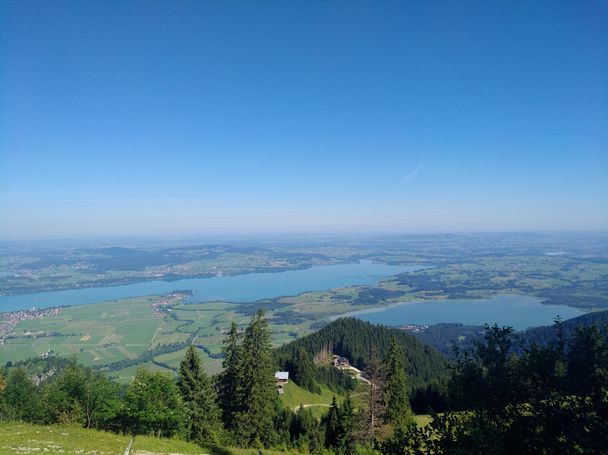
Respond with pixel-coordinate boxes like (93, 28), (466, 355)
(341, 294), (585, 330)
(0, 261), (418, 312)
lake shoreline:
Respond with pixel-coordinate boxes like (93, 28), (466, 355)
(0, 261), (419, 313)
(333, 293), (587, 331)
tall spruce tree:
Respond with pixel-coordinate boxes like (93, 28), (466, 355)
(360, 345), (385, 441)
(323, 395), (341, 449)
(178, 346), (222, 444)
(339, 393), (357, 455)
(217, 321), (243, 431)
(323, 394), (357, 454)
(292, 348), (318, 392)
(235, 309), (277, 447)
(384, 335), (412, 428)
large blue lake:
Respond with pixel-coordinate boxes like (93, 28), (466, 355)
(0, 261), (417, 313)
(341, 294), (585, 330)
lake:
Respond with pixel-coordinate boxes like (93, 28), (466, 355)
(340, 294), (585, 330)
(0, 261), (418, 313)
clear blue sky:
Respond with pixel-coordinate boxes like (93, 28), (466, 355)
(1, 1), (606, 239)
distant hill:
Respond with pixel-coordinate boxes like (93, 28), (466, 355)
(409, 323), (485, 357)
(518, 309), (608, 349)
(274, 317), (448, 391)
(409, 310), (608, 357)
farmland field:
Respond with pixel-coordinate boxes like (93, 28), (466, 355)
(1, 233), (607, 380)
(0, 290), (369, 380)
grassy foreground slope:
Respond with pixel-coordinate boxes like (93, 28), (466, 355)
(0, 422), (129, 454)
(0, 422), (301, 455)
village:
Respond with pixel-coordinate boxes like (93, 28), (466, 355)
(396, 324), (430, 333)
(0, 306), (61, 345)
(149, 290), (192, 315)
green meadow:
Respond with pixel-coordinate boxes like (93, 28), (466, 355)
(0, 421), (303, 455)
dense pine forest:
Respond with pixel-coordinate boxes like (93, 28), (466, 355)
(0, 310), (606, 454)
(274, 318), (449, 413)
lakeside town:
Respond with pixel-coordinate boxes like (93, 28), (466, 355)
(0, 307), (62, 345)
(0, 291), (192, 347)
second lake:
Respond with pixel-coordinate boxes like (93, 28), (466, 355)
(340, 294), (585, 330)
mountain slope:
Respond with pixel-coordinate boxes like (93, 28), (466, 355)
(274, 317), (448, 391)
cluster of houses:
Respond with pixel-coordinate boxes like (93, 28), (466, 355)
(273, 354), (356, 395)
(0, 307), (61, 344)
(332, 355), (350, 369)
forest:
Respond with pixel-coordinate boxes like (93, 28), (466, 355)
(410, 309), (608, 357)
(0, 311), (606, 454)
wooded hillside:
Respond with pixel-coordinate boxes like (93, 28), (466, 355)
(274, 317), (448, 391)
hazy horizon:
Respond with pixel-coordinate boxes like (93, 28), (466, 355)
(1, 229), (607, 246)
(1, 1), (606, 239)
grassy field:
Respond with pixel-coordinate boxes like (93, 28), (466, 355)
(131, 435), (210, 454)
(279, 381), (338, 420)
(133, 435), (299, 455)
(0, 421), (130, 454)
(0, 421), (302, 455)
(0, 290), (362, 382)
(0, 296), (163, 367)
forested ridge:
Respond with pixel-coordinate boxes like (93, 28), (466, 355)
(275, 317), (448, 391)
(411, 309), (608, 357)
(519, 309), (608, 348)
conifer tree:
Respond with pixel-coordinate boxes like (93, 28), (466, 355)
(235, 309), (276, 446)
(384, 335), (412, 428)
(359, 345), (385, 441)
(292, 405), (322, 452)
(339, 392), (357, 455)
(217, 321), (243, 430)
(178, 345), (222, 444)
(292, 348), (318, 392)
(323, 393), (357, 453)
(0, 366), (6, 392)
(323, 395), (341, 449)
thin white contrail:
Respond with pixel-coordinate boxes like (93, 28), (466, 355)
(392, 160), (424, 194)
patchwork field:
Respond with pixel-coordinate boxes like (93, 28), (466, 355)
(0, 296), (163, 366)
(0, 284), (376, 381)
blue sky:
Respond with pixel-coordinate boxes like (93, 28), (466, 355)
(1, 1), (606, 239)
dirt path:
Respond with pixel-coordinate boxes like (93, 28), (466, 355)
(149, 320), (164, 346)
(292, 403), (331, 412)
(339, 365), (371, 384)
(123, 437), (133, 455)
